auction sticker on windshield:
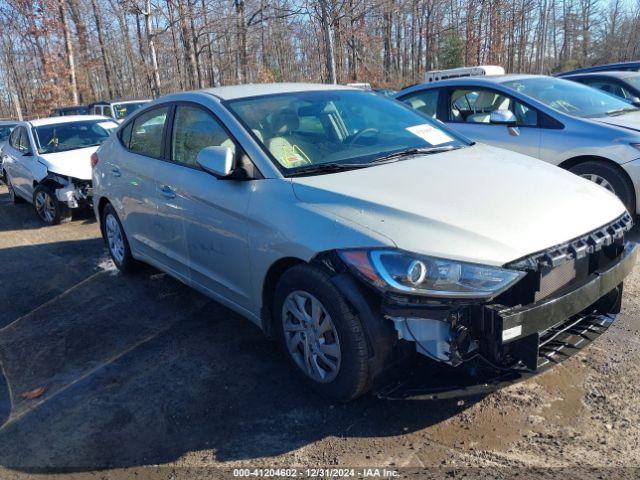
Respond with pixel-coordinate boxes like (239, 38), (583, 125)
(406, 124), (453, 145)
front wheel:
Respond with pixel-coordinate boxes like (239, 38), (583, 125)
(273, 264), (371, 402)
(33, 185), (71, 225)
(569, 161), (635, 213)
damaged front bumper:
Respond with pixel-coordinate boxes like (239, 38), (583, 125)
(378, 242), (637, 400)
(323, 213), (637, 400)
(47, 174), (92, 208)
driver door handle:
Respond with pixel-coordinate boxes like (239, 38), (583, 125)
(111, 167), (122, 177)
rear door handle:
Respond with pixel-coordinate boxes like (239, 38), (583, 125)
(160, 185), (176, 199)
(111, 167), (122, 177)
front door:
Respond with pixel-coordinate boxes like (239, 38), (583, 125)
(166, 103), (254, 309)
(444, 87), (542, 159)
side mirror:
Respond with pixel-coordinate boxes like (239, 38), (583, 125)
(489, 110), (517, 126)
(628, 96), (640, 107)
(196, 146), (234, 178)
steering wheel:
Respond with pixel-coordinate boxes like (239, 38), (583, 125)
(346, 128), (379, 145)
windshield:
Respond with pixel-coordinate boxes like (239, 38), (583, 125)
(0, 125), (16, 142)
(35, 120), (118, 154)
(226, 90), (469, 173)
(503, 77), (637, 118)
(113, 102), (149, 120)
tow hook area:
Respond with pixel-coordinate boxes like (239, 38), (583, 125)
(387, 316), (474, 366)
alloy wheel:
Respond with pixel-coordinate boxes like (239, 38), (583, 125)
(105, 213), (125, 264)
(282, 291), (341, 383)
(35, 190), (56, 223)
(580, 173), (615, 194)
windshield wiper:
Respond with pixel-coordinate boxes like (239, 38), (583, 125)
(606, 107), (640, 116)
(287, 162), (370, 177)
(287, 146), (463, 177)
(373, 145), (460, 163)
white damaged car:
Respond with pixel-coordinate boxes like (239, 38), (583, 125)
(2, 116), (117, 224)
(93, 84), (636, 401)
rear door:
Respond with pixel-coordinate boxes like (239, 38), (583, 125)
(108, 106), (179, 268)
(442, 87), (541, 158)
(165, 102), (255, 308)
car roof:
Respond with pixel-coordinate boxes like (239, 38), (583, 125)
(0, 120), (18, 126)
(200, 82), (357, 100)
(563, 70), (640, 80)
(557, 61), (640, 76)
(28, 115), (116, 127)
(396, 74), (545, 95)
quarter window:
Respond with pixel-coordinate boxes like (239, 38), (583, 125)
(128, 106), (169, 158)
(171, 105), (235, 168)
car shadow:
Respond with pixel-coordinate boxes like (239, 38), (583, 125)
(0, 238), (484, 472)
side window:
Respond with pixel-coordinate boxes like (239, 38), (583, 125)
(588, 81), (632, 100)
(104, 106), (114, 118)
(512, 101), (538, 127)
(17, 128), (32, 154)
(120, 122), (133, 148)
(129, 106), (169, 158)
(400, 89), (439, 118)
(8, 127), (21, 149)
(449, 88), (537, 126)
(171, 105), (235, 168)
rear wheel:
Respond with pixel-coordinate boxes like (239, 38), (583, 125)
(33, 185), (71, 225)
(101, 203), (136, 273)
(569, 161), (635, 213)
(273, 264), (371, 402)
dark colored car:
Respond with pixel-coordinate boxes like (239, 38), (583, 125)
(563, 71), (640, 106)
(51, 106), (89, 116)
(557, 61), (640, 77)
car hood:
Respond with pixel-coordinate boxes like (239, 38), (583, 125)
(39, 146), (97, 180)
(592, 111), (640, 132)
(291, 144), (626, 266)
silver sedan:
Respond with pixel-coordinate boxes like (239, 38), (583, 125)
(396, 74), (640, 214)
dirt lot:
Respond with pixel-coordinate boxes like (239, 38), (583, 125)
(0, 184), (639, 479)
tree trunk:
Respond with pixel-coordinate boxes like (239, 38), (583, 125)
(58, 0), (79, 105)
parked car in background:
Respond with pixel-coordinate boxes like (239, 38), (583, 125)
(0, 120), (17, 182)
(557, 61), (640, 77)
(396, 74), (640, 214)
(93, 83), (634, 402)
(89, 100), (150, 123)
(50, 105), (89, 116)
(2, 116), (118, 224)
(562, 71), (640, 107)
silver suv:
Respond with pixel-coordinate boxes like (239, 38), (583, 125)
(396, 75), (640, 214)
(92, 83), (636, 401)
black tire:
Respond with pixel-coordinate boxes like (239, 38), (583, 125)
(5, 173), (26, 204)
(32, 184), (72, 225)
(101, 203), (137, 273)
(569, 161), (635, 213)
(273, 264), (371, 402)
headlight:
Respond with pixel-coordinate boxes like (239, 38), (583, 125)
(338, 249), (525, 299)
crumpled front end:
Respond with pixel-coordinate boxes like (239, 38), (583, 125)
(324, 212), (637, 399)
(44, 173), (93, 209)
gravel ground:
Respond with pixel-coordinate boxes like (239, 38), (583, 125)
(0, 184), (638, 479)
